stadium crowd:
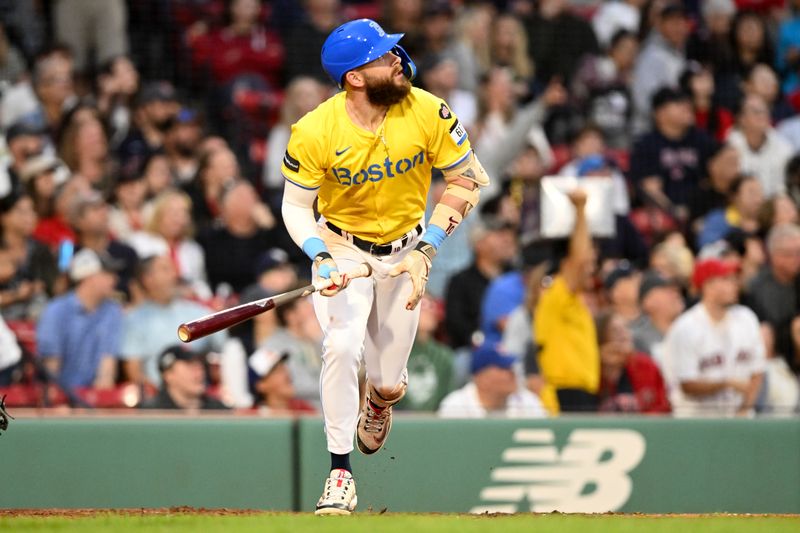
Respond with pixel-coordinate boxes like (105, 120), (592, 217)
(0, 0), (799, 417)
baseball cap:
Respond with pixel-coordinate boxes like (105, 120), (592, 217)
(19, 153), (63, 183)
(651, 87), (690, 111)
(638, 271), (678, 302)
(69, 248), (123, 282)
(604, 261), (637, 291)
(691, 258), (739, 290)
(253, 248), (291, 277)
(576, 154), (613, 177)
(136, 81), (178, 107)
(470, 343), (517, 375)
(249, 347), (289, 378)
(469, 215), (516, 246)
(158, 344), (205, 373)
(5, 120), (45, 144)
(425, 0), (454, 17)
(660, 3), (688, 18)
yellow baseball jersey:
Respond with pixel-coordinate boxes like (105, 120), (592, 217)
(534, 275), (600, 413)
(281, 87), (471, 243)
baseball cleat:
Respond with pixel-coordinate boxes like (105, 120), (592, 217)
(315, 469), (357, 515)
(356, 383), (405, 455)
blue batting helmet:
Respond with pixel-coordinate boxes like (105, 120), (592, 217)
(321, 19), (417, 88)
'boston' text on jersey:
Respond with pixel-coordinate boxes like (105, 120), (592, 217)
(332, 151), (425, 186)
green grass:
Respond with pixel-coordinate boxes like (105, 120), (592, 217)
(1, 513), (799, 533)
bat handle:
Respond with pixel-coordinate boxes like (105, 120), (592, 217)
(312, 262), (372, 292)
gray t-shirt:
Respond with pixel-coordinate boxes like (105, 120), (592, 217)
(630, 315), (663, 356)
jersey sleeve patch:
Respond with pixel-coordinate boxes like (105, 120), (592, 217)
(283, 151), (301, 173)
(449, 119), (467, 146)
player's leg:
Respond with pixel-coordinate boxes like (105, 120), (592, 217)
(313, 247), (374, 514)
(356, 258), (421, 454)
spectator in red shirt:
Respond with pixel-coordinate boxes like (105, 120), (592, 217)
(596, 311), (671, 413)
(680, 62), (735, 142)
(33, 175), (90, 250)
(190, 0), (284, 87)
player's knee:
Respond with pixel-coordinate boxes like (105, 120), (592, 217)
(323, 329), (363, 364)
(372, 383), (406, 402)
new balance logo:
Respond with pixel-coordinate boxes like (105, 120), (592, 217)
(471, 429), (646, 514)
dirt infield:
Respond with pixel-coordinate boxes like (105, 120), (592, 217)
(0, 507), (267, 517)
(2, 508), (799, 518)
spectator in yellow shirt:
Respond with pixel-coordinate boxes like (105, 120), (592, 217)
(534, 189), (600, 413)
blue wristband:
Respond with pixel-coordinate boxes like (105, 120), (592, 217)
(423, 225), (448, 251)
(302, 237), (328, 261)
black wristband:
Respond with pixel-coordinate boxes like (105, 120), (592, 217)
(414, 241), (436, 261)
(315, 252), (333, 261)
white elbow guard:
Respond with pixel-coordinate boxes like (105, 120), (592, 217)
(442, 151), (491, 188)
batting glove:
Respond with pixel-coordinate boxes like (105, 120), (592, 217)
(389, 242), (435, 310)
(314, 253), (350, 297)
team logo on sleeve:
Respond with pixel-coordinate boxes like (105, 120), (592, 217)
(283, 151), (300, 172)
(439, 103), (451, 119)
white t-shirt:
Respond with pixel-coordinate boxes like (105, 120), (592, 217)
(437, 381), (547, 418)
(726, 128), (794, 198)
(663, 303), (766, 416)
(0, 315), (22, 371)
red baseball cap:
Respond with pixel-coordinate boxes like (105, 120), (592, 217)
(692, 258), (739, 290)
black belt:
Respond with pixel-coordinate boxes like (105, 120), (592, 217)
(326, 221), (422, 256)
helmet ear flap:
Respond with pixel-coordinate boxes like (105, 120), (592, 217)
(391, 45), (417, 82)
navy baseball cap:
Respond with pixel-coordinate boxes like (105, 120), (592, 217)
(638, 271), (678, 302)
(136, 81), (178, 107)
(604, 261), (637, 291)
(471, 343), (517, 374)
(158, 344), (205, 372)
(253, 248), (291, 277)
(5, 120), (45, 143)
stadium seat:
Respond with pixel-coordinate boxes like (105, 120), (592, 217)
(6, 320), (37, 356)
(0, 384), (40, 407)
(76, 384), (141, 408)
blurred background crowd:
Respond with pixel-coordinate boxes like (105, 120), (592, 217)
(1, 0), (799, 418)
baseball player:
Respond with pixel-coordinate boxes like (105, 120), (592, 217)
(280, 19), (490, 514)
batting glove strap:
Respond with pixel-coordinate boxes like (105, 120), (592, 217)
(414, 241), (437, 263)
(314, 253), (348, 297)
(314, 252), (336, 279)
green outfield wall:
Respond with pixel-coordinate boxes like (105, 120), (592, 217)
(1, 418), (295, 510)
(3, 416), (799, 513)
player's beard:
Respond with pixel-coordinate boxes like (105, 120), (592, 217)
(364, 73), (411, 107)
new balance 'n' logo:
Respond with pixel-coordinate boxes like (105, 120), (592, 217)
(471, 429), (646, 514)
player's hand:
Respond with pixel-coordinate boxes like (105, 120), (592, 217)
(314, 253), (350, 297)
(389, 249), (432, 310)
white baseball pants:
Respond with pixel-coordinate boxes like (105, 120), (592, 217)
(313, 224), (420, 454)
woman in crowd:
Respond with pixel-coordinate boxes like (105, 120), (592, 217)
(0, 191), (58, 320)
(126, 188), (211, 301)
(596, 311), (671, 413)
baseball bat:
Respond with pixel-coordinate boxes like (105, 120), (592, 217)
(177, 262), (373, 343)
